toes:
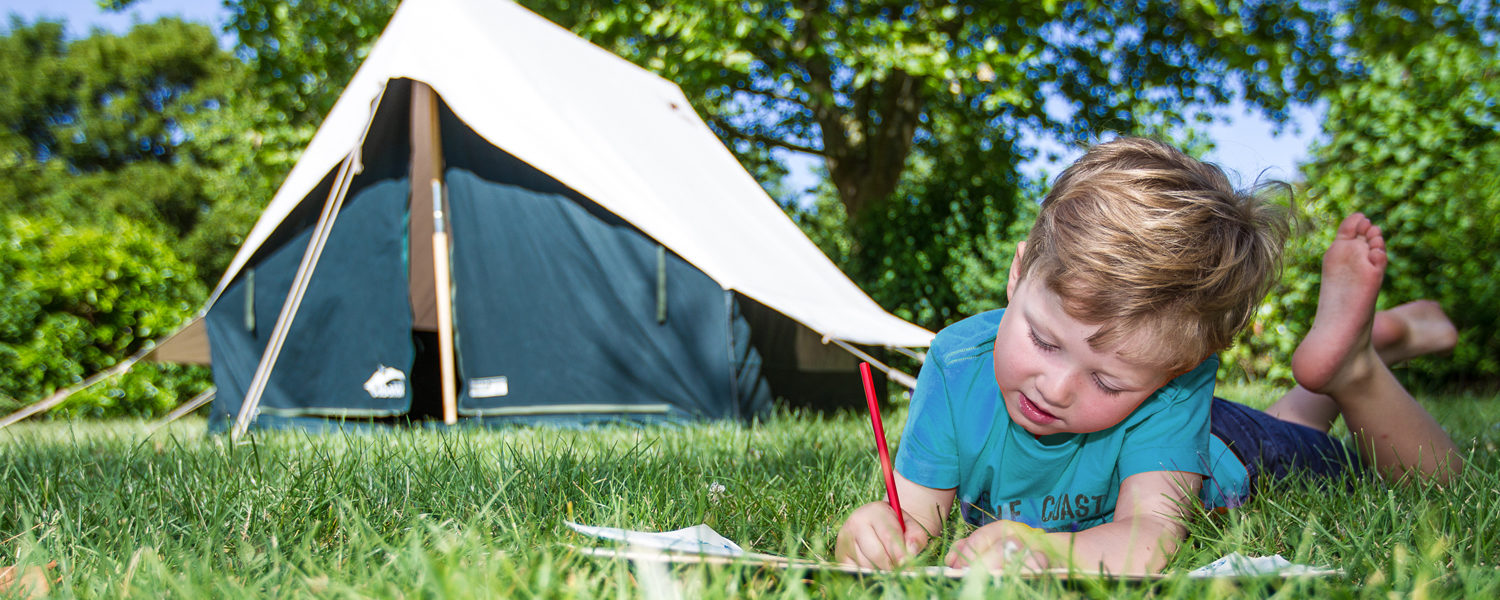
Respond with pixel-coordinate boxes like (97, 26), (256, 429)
(1344, 211), (1368, 238)
(1338, 213), (1368, 239)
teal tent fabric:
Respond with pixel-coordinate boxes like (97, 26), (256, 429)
(445, 169), (771, 422)
(198, 79), (872, 432)
(206, 177), (415, 429)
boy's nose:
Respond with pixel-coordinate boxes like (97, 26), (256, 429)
(1036, 371), (1076, 409)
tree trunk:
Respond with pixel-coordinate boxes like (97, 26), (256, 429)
(815, 69), (922, 224)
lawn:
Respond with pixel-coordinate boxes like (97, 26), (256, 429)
(3, 382), (1499, 598)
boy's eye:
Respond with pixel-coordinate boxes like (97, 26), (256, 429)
(1028, 328), (1058, 352)
(1093, 375), (1123, 395)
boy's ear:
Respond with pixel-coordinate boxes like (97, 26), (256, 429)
(1006, 242), (1026, 300)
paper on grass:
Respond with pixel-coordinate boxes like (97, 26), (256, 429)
(564, 521), (745, 557)
(1187, 552), (1341, 578)
(568, 522), (1340, 579)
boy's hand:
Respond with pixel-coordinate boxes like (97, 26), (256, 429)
(834, 501), (927, 569)
(946, 520), (1053, 572)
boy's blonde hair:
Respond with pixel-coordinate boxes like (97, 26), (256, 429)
(1018, 137), (1289, 375)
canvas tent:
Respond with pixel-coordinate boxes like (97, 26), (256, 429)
(141, 0), (934, 434)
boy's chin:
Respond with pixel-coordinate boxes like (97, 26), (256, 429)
(1019, 423), (1069, 437)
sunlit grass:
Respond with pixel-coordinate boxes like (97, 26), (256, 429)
(3, 388), (1498, 598)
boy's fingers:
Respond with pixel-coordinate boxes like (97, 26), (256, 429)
(870, 523), (908, 568)
(948, 531), (1024, 571)
(847, 527), (887, 569)
(945, 538), (971, 567)
(856, 536), (899, 570)
(900, 512), (929, 553)
(958, 529), (998, 555)
(844, 501), (922, 570)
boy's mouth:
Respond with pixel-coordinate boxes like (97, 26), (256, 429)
(1017, 393), (1059, 424)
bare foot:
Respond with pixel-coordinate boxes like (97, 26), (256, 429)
(1291, 213), (1388, 394)
(1372, 300), (1458, 365)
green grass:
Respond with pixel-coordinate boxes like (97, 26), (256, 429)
(3, 383), (1500, 598)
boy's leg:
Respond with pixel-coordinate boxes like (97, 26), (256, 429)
(1261, 388), (1339, 433)
(1372, 300), (1458, 365)
(1264, 300), (1457, 431)
(1286, 213), (1461, 483)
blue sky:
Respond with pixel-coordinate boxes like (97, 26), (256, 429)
(6, 0), (1325, 190)
(3, 0), (229, 40)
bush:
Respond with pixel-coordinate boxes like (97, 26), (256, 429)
(1224, 35), (1500, 388)
(0, 214), (210, 418)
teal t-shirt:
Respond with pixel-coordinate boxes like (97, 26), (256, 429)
(894, 309), (1222, 532)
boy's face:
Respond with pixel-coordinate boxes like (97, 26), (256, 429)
(995, 245), (1173, 436)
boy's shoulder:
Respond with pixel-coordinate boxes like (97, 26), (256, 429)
(929, 309), (1005, 368)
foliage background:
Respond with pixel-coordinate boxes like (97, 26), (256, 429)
(1, 1), (1498, 416)
(0, 18), (243, 416)
(1222, 33), (1500, 387)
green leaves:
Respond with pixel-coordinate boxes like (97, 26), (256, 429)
(0, 18), (237, 416)
(1227, 33), (1500, 386)
(0, 17), (235, 173)
(1305, 35), (1500, 384)
(0, 214), (209, 417)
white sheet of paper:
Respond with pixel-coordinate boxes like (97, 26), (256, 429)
(1188, 552), (1339, 577)
(568, 522), (1339, 578)
(565, 521), (745, 557)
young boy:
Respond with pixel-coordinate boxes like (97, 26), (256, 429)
(834, 137), (1464, 574)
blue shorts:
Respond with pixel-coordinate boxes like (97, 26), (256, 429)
(1210, 398), (1364, 499)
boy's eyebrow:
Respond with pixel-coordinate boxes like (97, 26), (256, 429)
(1022, 304), (1066, 342)
(1102, 350), (1170, 390)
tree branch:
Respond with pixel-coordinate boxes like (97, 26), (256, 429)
(706, 115), (825, 156)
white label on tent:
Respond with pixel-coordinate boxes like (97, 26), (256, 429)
(363, 365), (407, 399)
(470, 376), (509, 398)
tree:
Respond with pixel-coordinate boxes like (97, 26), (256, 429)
(0, 214), (209, 417)
(0, 18), (244, 415)
(217, 0), (1494, 330)
(0, 17), (251, 280)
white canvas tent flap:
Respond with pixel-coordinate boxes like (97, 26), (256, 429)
(200, 0), (931, 354)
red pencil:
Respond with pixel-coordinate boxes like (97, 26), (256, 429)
(860, 362), (905, 534)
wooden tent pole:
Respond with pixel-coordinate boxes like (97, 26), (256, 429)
(432, 180), (458, 425)
(410, 81), (457, 425)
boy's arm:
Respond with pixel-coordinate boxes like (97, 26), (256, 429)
(947, 470), (1201, 575)
(835, 471), (956, 569)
